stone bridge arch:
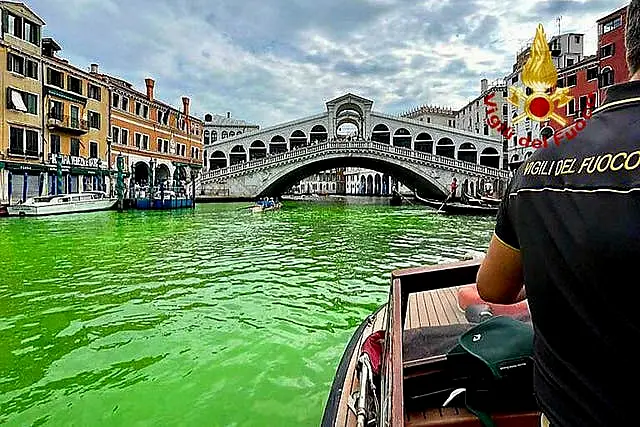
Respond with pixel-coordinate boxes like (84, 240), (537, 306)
(253, 153), (449, 197)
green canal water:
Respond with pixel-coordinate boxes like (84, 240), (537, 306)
(0, 199), (495, 426)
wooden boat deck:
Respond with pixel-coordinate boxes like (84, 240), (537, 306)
(331, 285), (538, 426)
(333, 287), (470, 427)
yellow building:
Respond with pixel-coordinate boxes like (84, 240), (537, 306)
(41, 38), (110, 195)
(0, 1), (45, 204)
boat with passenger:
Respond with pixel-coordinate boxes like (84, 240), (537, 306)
(322, 260), (538, 427)
(6, 191), (117, 217)
(250, 198), (282, 213)
(415, 193), (498, 216)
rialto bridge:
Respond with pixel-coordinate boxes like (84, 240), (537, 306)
(199, 93), (510, 199)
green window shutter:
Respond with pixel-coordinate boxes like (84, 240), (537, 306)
(2, 10), (8, 34)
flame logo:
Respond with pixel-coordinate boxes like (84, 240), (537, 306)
(522, 25), (558, 91)
(508, 24), (572, 126)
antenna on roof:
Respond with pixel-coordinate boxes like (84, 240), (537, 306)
(557, 16), (562, 35)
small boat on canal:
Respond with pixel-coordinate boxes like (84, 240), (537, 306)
(250, 199), (282, 213)
(6, 191), (117, 217)
(414, 193), (498, 216)
(322, 260), (539, 427)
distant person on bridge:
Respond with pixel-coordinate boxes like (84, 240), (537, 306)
(477, 3), (640, 426)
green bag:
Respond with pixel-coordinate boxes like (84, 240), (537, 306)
(446, 316), (536, 427)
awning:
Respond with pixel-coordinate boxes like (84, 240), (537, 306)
(11, 90), (28, 112)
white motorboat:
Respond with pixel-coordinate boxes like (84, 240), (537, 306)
(7, 191), (117, 217)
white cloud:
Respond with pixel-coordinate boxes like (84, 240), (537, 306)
(30, 0), (625, 126)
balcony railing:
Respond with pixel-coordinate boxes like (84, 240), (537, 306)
(200, 141), (511, 182)
(47, 114), (89, 134)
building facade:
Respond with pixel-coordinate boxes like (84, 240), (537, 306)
(547, 55), (599, 138)
(293, 168), (346, 195)
(99, 73), (204, 192)
(597, 6), (628, 103)
(401, 105), (456, 127)
(455, 78), (510, 168)
(0, 1), (44, 204)
(203, 112), (259, 170)
(41, 38), (111, 196)
(505, 32), (585, 169)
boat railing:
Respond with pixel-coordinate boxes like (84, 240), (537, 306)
(200, 141), (510, 181)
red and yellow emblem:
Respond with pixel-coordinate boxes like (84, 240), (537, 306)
(508, 24), (572, 126)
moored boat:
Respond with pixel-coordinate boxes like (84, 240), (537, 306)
(7, 191), (117, 217)
(414, 193), (498, 216)
(322, 260), (539, 427)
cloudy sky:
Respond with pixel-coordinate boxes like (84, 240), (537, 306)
(31, 0), (627, 126)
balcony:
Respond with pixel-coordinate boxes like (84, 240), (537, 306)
(47, 114), (89, 135)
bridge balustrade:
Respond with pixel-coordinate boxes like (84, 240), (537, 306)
(199, 141), (510, 182)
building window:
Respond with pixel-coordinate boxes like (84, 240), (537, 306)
(566, 74), (577, 87)
(157, 138), (163, 152)
(557, 78), (565, 88)
(120, 129), (129, 145)
(121, 96), (129, 111)
(222, 131), (228, 139)
(25, 59), (38, 79)
(511, 75), (518, 84)
(566, 58), (574, 67)
(50, 134), (61, 154)
(112, 127), (120, 145)
(135, 133), (142, 148)
(142, 135), (149, 150)
(7, 88), (37, 114)
(427, 117), (431, 123)
(601, 67), (615, 87)
(567, 99), (576, 115)
(484, 124), (489, 135)
(600, 43), (615, 58)
(67, 76), (83, 95)
(7, 53), (24, 74)
(88, 84), (101, 101)
(503, 90), (508, 97)
(204, 130), (210, 145)
(47, 68), (64, 89)
(157, 110), (163, 124)
(212, 131), (217, 142)
(502, 104), (508, 116)
(112, 93), (120, 108)
(88, 111), (101, 129)
(89, 141), (98, 159)
(163, 139), (168, 153)
(601, 16), (622, 34)
(6, 13), (40, 44)
(144, 105), (149, 119)
(9, 127), (24, 154)
(574, 35), (581, 44)
(71, 138), (81, 157)
(135, 101), (142, 116)
(513, 136), (517, 147)
(49, 100), (63, 120)
(587, 67), (599, 81)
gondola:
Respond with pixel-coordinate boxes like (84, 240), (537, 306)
(322, 260), (539, 427)
(414, 193), (498, 216)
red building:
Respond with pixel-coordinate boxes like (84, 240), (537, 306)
(597, 6), (628, 102)
(548, 56), (599, 134)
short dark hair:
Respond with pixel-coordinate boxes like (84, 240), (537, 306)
(627, 0), (640, 75)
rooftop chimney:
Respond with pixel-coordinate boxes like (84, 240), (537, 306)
(227, 112), (231, 119)
(182, 97), (190, 117)
(145, 78), (155, 101)
(480, 78), (488, 94)
(90, 63), (99, 74)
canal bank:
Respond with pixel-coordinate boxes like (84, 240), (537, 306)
(0, 202), (495, 426)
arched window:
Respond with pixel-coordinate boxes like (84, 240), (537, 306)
(480, 147), (500, 168)
(435, 137), (455, 159)
(371, 124), (390, 144)
(204, 114), (212, 122)
(222, 131), (228, 139)
(415, 133), (433, 153)
(204, 130), (210, 145)
(229, 131), (235, 137)
(601, 67), (614, 87)
(457, 142), (478, 163)
(211, 131), (218, 142)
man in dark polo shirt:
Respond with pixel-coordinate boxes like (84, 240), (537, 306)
(477, 2), (640, 425)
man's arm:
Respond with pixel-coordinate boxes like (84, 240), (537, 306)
(476, 234), (525, 304)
